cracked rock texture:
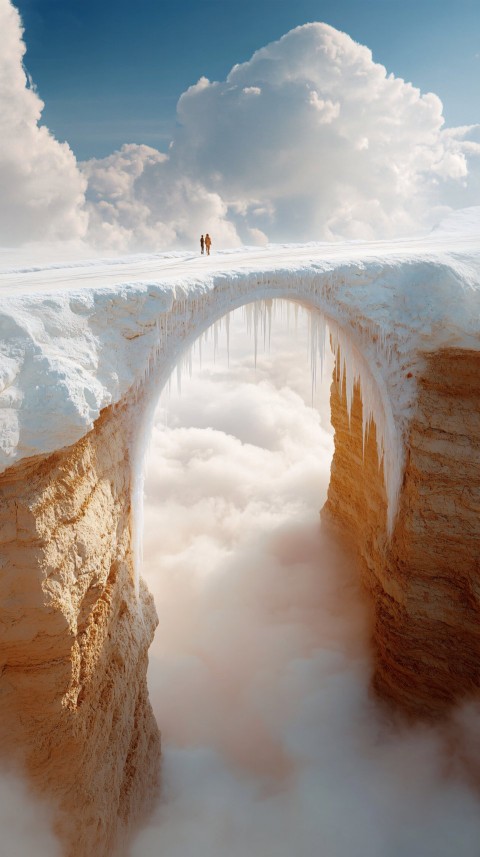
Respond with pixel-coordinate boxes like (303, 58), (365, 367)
(0, 401), (160, 856)
(325, 349), (480, 718)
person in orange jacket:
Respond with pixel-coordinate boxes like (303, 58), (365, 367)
(205, 233), (212, 255)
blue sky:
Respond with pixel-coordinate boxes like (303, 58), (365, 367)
(13, 0), (480, 161)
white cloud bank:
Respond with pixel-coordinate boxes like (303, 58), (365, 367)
(0, 0), (87, 245)
(0, 770), (61, 854)
(1, 1), (480, 251)
(132, 308), (480, 856)
(167, 25), (480, 243)
(83, 23), (480, 249)
(82, 143), (240, 252)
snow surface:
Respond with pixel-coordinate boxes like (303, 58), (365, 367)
(0, 210), (479, 533)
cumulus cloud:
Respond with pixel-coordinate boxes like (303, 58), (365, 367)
(0, 0), (87, 245)
(170, 23), (480, 242)
(83, 22), (480, 249)
(131, 307), (480, 856)
(83, 143), (240, 252)
(1, 3), (479, 250)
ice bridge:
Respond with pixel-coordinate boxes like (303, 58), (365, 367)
(0, 231), (479, 855)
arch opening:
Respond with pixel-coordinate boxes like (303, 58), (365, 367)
(129, 298), (480, 856)
(130, 293), (399, 598)
(138, 299), (376, 851)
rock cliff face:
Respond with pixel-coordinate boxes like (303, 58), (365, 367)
(325, 348), (480, 718)
(0, 400), (160, 856)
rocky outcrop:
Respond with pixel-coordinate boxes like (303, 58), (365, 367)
(0, 400), (160, 856)
(325, 348), (480, 718)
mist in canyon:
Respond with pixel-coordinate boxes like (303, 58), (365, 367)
(130, 304), (480, 857)
(0, 771), (61, 854)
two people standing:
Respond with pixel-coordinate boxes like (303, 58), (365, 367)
(200, 234), (212, 255)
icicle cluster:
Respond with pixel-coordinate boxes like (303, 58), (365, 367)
(329, 322), (402, 534)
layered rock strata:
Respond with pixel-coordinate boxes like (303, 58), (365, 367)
(0, 400), (160, 856)
(325, 348), (480, 718)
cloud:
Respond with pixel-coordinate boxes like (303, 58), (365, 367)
(0, 770), (61, 854)
(132, 306), (480, 856)
(1, 4), (479, 250)
(170, 23), (480, 241)
(0, 0), (87, 245)
(82, 143), (240, 252)
(83, 22), (480, 249)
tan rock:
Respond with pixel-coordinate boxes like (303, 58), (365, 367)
(0, 401), (160, 857)
(324, 348), (480, 718)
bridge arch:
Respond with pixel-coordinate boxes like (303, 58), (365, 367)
(128, 277), (402, 578)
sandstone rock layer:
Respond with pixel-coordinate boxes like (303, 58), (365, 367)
(325, 348), (480, 718)
(0, 401), (160, 856)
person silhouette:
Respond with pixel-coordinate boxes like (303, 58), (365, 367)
(200, 234), (205, 254)
(205, 233), (212, 256)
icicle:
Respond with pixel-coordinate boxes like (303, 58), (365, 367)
(225, 312), (230, 367)
(329, 321), (402, 535)
(213, 319), (220, 363)
(306, 308), (328, 404)
(266, 299), (273, 351)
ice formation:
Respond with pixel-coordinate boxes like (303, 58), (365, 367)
(0, 209), (479, 540)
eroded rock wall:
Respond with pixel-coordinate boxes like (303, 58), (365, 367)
(325, 349), (480, 718)
(0, 401), (160, 856)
